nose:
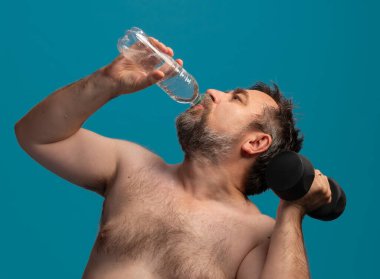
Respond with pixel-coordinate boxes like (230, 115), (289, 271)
(206, 89), (223, 104)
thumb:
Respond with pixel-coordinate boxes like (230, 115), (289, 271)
(145, 70), (165, 86)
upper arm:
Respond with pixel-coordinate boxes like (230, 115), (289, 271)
(16, 127), (163, 197)
(236, 216), (276, 279)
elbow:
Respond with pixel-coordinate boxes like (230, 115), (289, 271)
(14, 121), (30, 149)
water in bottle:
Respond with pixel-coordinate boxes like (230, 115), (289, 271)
(117, 27), (204, 105)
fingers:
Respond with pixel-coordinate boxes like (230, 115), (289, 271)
(167, 47), (174, 56)
(136, 37), (180, 73)
(146, 70), (165, 86)
(149, 37), (174, 56)
(153, 58), (183, 81)
(148, 59), (182, 84)
(315, 169), (323, 176)
(314, 169), (332, 203)
(176, 59), (183, 67)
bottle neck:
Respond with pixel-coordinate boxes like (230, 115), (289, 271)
(191, 93), (204, 105)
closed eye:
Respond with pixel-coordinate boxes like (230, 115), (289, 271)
(231, 88), (249, 105)
(231, 94), (242, 102)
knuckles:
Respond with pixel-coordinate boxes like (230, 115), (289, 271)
(292, 170), (333, 211)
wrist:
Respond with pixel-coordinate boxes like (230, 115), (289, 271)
(276, 202), (306, 224)
(91, 67), (122, 99)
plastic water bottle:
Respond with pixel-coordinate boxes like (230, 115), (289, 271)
(117, 27), (204, 105)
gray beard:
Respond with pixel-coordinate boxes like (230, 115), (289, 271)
(175, 106), (239, 164)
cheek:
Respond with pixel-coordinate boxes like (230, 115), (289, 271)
(209, 108), (245, 133)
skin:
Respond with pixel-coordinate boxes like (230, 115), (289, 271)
(174, 87), (276, 207)
(15, 37), (332, 279)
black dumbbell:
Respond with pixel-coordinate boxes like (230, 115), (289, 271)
(264, 151), (346, 221)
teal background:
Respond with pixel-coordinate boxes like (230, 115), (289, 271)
(2, 0), (379, 277)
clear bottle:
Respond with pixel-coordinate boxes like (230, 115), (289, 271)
(117, 27), (204, 105)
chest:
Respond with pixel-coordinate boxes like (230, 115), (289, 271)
(95, 167), (258, 278)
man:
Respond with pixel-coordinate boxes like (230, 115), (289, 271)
(15, 37), (332, 278)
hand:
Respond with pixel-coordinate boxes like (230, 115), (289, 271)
(98, 37), (183, 96)
(278, 169), (333, 217)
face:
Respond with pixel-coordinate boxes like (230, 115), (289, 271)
(204, 88), (279, 135)
(175, 88), (278, 162)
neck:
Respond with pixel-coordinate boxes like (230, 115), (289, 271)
(174, 153), (251, 207)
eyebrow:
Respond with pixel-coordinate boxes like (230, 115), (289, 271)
(227, 88), (249, 106)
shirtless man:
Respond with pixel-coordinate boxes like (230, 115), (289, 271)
(15, 37), (332, 279)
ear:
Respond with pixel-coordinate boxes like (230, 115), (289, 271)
(241, 133), (272, 156)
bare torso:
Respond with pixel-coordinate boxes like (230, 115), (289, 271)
(82, 162), (274, 279)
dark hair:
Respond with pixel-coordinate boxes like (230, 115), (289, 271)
(243, 82), (304, 196)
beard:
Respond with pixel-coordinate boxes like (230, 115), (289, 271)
(175, 101), (240, 164)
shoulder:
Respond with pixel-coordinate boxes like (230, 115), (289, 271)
(259, 214), (276, 226)
(104, 139), (169, 194)
(245, 201), (276, 229)
(254, 213), (276, 241)
(235, 213), (275, 279)
(258, 214), (276, 242)
(244, 204), (276, 244)
(113, 139), (167, 173)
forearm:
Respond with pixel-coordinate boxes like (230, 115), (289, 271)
(260, 206), (310, 279)
(15, 68), (119, 144)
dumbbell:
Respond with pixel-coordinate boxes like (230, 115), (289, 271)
(264, 151), (346, 221)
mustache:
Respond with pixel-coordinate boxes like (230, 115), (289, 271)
(184, 94), (212, 114)
(201, 94), (212, 110)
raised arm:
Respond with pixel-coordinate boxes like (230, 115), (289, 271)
(15, 37), (181, 197)
(260, 204), (310, 279)
(237, 169), (332, 279)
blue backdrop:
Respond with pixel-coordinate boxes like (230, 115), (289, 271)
(2, 0), (379, 278)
